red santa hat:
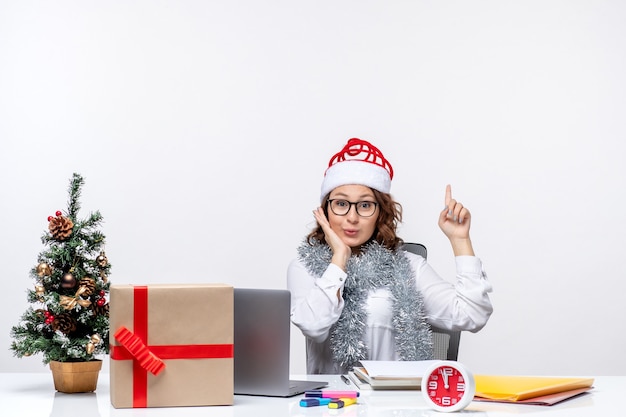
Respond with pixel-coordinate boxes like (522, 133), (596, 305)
(320, 138), (394, 202)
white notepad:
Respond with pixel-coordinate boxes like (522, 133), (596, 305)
(359, 360), (440, 378)
(349, 360), (441, 390)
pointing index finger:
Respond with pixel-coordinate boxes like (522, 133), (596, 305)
(445, 184), (452, 205)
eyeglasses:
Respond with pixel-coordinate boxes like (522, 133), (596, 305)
(327, 199), (378, 217)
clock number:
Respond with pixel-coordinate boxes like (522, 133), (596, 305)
(457, 382), (465, 392)
(428, 380), (438, 390)
(441, 396), (452, 406)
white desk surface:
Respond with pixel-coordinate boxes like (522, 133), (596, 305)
(0, 373), (619, 416)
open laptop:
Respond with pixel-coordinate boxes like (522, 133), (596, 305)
(234, 288), (327, 397)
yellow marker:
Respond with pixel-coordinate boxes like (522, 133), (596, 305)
(328, 397), (357, 409)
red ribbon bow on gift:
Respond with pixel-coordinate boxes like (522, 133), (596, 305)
(114, 326), (166, 375)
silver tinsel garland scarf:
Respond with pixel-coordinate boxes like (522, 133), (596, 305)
(297, 240), (433, 369)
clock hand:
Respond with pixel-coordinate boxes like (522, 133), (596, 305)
(440, 368), (450, 389)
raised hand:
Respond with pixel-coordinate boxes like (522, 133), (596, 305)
(438, 185), (475, 256)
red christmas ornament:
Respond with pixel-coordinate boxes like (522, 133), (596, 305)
(55, 210), (62, 217)
(47, 216), (53, 221)
(44, 312), (55, 324)
(96, 298), (106, 307)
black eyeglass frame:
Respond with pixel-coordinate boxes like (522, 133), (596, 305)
(326, 199), (379, 217)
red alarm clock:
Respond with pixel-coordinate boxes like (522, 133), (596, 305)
(421, 360), (476, 412)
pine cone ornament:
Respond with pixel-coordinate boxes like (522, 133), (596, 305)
(51, 313), (77, 334)
(92, 302), (109, 318)
(79, 277), (96, 296)
(48, 215), (74, 241)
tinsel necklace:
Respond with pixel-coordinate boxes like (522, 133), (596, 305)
(297, 239), (433, 369)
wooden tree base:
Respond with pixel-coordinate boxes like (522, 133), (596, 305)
(49, 360), (102, 393)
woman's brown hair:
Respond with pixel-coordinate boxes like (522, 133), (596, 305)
(307, 188), (403, 251)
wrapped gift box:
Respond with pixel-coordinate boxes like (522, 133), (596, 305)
(109, 284), (233, 408)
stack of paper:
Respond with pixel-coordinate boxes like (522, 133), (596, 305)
(474, 375), (594, 406)
(347, 360), (439, 390)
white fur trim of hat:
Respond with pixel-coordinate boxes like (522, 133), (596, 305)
(320, 138), (394, 202)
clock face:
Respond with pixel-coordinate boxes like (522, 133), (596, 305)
(422, 361), (475, 412)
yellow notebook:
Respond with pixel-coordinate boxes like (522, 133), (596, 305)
(474, 375), (594, 401)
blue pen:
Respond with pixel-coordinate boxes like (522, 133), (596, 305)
(300, 398), (332, 407)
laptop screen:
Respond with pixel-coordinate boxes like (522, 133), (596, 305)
(233, 288), (327, 396)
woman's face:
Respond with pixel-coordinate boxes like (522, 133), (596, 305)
(327, 184), (379, 250)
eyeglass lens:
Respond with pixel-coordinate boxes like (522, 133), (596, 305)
(328, 199), (377, 217)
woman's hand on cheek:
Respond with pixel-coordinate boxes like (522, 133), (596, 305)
(313, 207), (352, 270)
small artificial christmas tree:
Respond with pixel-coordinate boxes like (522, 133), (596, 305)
(10, 173), (111, 365)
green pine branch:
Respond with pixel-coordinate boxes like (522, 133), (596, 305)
(67, 173), (84, 219)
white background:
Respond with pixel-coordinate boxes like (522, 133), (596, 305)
(1, 1), (625, 377)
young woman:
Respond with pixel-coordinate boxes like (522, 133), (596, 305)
(287, 138), (493, 374)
